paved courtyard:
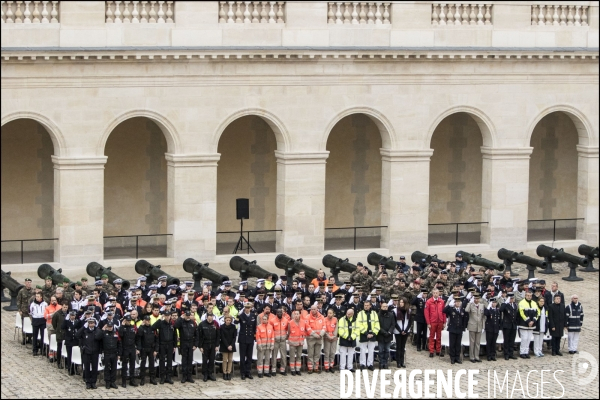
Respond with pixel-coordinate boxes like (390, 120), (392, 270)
(1, 262), (598, 399)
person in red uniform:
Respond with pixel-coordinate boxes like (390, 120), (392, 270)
(424, 288), (446, 357)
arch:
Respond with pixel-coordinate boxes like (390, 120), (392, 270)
(526, 104), (593, 147)
(213, 108), (291, 152)
(1, 111), (67, 156)
(99, 109), (181, 155)
(321, 106), (395, 151)
(427, 105), (497, 148)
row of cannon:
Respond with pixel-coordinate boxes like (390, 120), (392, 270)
(2, 244), (598, 312)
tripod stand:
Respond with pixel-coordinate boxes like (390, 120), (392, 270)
(233, 218), (255, 254)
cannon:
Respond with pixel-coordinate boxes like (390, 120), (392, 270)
(275, 254), (319, 282)
(367, 252), (397, 271)
(459, 251), (505, 272)
(183, 258), (229, 292)
(322, 254), (357, 284)
(534, 244), (562, 275)
(410, 251), (442, 266)
(1, 270), (24, 311)
(37, 264), (78, 289)
(536, 245), (587, 282)
(229, 256), (273, 282)
(497, 248), (547, 280)
(86, 262), (131, 291)
(578, 244), (599, 272)
(134, 260), (180, 286)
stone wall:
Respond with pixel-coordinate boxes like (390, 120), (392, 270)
(1, 119), (54, 240)
(104, 117), (168, 236)
(429, 113), (483, 224)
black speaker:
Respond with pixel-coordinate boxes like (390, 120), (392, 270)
(236, 198), (249, 220)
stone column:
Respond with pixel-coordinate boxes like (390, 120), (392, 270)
(166, 153), (220, 263)
(52, 156), (107, 266)
(275, 151), (329, 258)
(480, 147), (533, 248)
(576, 146), (599, 244)
(380, 149), (433, 252)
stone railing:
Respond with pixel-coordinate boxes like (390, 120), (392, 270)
(105, 1), (174, 23)
(1, 1), (60, 23)
(432, 3), (492, 25)
(327, 2), (391, 24)
(531, 5), (589, 26)
(218, 1), (285, 24)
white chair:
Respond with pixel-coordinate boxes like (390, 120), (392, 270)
(49, 335), (58, 366)
(561, 332), (568, 349)
(192, 348), (203, 377)
(439, 330), (450, 357)
(231, 350), (240, 374)
(460, 333), (471, 361)
(43, 329), (50, 356)
(70, 346), (82, 374)
(14, 314), (23, 341)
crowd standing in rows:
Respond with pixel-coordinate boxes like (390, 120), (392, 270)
(16, 252), (585, 390)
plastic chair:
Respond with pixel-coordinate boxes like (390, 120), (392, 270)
(192, 348), (203, 378)
(440, 330), (450, 357)
(49, 335), (58, 366)
(43, 330), (50, 356)
(561, 332), (568, 349)
(460, 333), (471, 361)
(70, 346), (82, 374)
(231, 350), (240, 374)
(14, 314), (23, 341)
(22, 318), (33, 349)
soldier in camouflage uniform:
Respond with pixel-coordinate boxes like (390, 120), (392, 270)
(100, 274), (114, 294)
(350, 263), (365, 285)
(41, 276), (56, 304)
(61, 278), (75, 302)
(16, 278), (35, 345)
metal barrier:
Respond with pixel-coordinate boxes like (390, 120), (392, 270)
(1, 238), (57, 264)
(527, 218), (584, 242)
(324, 226), (387, 250)
(103, 234), (171, 259)
(428, 222), (488, 246)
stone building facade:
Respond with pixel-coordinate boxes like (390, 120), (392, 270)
(1, 1), (598, 273)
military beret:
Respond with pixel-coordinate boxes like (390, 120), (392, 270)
(381, 270), (388, 275)
(431, 268), (440, 274)
(24, 278), (32, 282)
(100, 274), (108, 278)
(440, 270), (448, 275)
(63, 277), (70, 283)
(75, 281), (82, 286)
(357, 262), (363, 267)
(113, 279), (122, 284)
(81, 277), (88, 281)
(412, 266), (422, 272)
(45, 276), (52, 281)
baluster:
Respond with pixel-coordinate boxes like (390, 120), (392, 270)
(140, 0), (148, 22)
(327, 2), (334, 23)
(374, 2), (382, 24)
(461, 3), (468, 25)
(341, 2), (348, 24)
(383, 2), (389, 24)
(552, 5), (558, 26)
(14, 0), (22, 22)
(359, 2), (366, 24)
(114, 0), (122, 22)
(23, 0), (30, 22)
(6, 1), (14, 23)
(260, 1), (267, 23)
(276, 1), (283, 23)
(251, 1), (259, 22)
(235, 1), (242, 22)
(567, 5), (573, 26)
(574, 5), (581, 26)
(131, 1), (139, 23)
(243, 1), (250, 22)
(268, 1), (275, 23)
(469, 4), (476, 25)
(31, 0), (39, 22)
(334, 2), (341, 24)
(559, 5), (566, 26)
(165, 0), (172, 22)
(581, 6), (588, 26)
(148, 0), (156, 22)
(41, 0), (49, 23)
(439, 3), (446, 25)
(351, 2), (358, 24)
(476, 4), (483, 25)
(1, 1), (5, 23)
(106, 0), (113, 22)
(226, 1), (233, 23)
(157, 0), (165, 23)
(453, 3), (460, 25)
(123, 1), (131, 23)
(49, 0), (56, 22)
(446, 4), (453, 24)
(531, 5), (537, 25)
(367, 2), (373, 24)
(484, 4), (491, 25)
(538, 4), (544, 26)
(431, 3), (438, 25)
(218, 1), (225, 22)
(544, 4), (552, 25)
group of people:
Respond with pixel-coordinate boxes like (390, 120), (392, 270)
(14, 251), (586, 390)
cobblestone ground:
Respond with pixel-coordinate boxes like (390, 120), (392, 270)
(1, 262), (598, 399)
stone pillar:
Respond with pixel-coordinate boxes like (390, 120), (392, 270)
(275, 151), (329, 258)
(576, 146), (599, 244)
(166, 153), (220, 263)
(380, 149), (433, 252)
(52, 156), (107, 266)
(480, 147), (533, 248)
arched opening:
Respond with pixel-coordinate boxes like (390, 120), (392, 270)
(428, 112), (484, 246)
(325, 114), (383, 250)
(216, 116), (278, 254)
(1, 119), (55, 264)
(103, 117), (169, 259)
(527, 112), (580, 241)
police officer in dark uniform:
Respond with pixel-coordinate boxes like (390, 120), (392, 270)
(411, 287), (428, 351)
(484, 297), (501, 361)
(62, 310), (81, 375)
(443, 294), (467, 365)
(238, 302), (257, 380)
(500, 293), (518, 360)
(136, 315), (158, 386)
(118, 314), (138, 387)
(174, 310), (198, 383)
(152, 310), (176, 384)
(96, 320), (120, 389)
(327, 294), (347, 319)
(76, 318), (101, 389)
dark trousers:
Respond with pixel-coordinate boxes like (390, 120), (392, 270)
(121, 347), (136, 382)
(103, 353), (118, 384)
(139, 348), (155, 380)
(415, 322), (427, 350)
(486, 331), (498, 358)
(56, 339), (63, 363)
(32, 322), (45, 355)
(180, 342), (194, 378)
(66, 344), (74, 373)
(551, 336), (561, 354)
(449, 332), (462, 361)
(82, 353), (99, 384)
(158, 343), (174, 378)
(201, 346), (216, 376)
(394, 334), (409, 365)
(502, 328), (517, 357)
(239, 342), (254, 376)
